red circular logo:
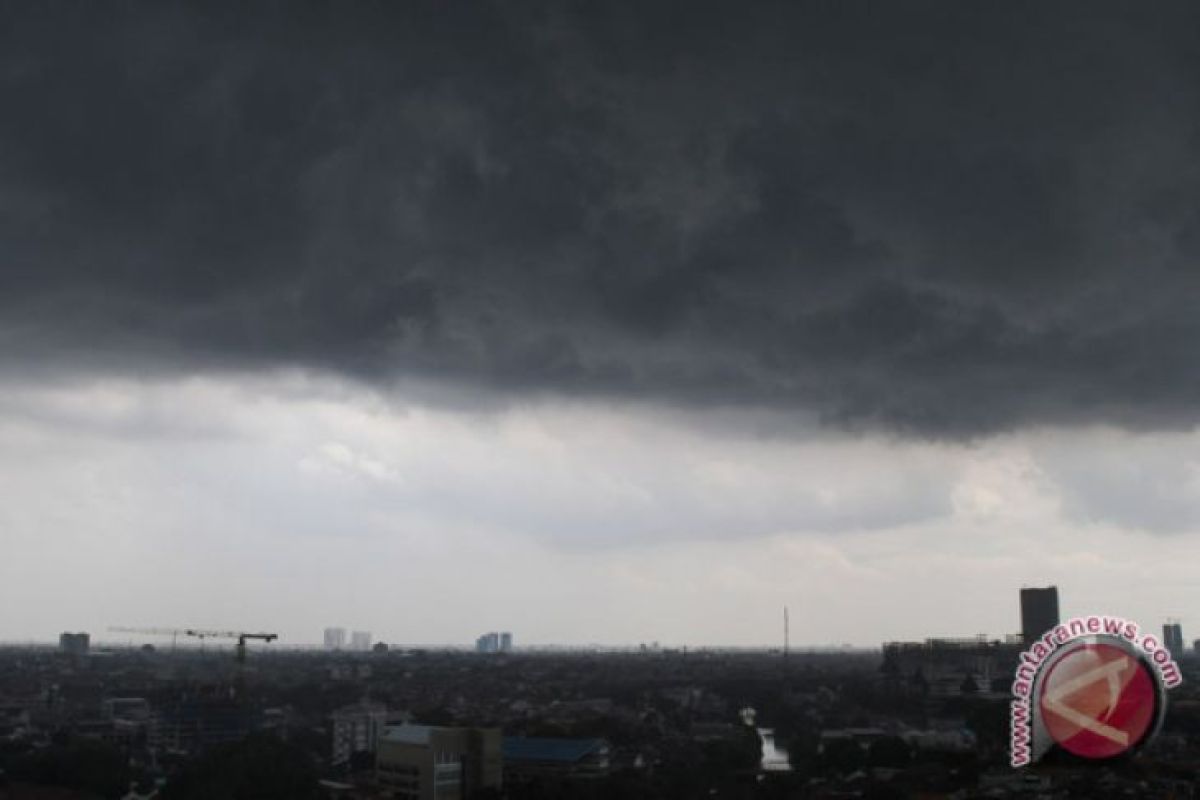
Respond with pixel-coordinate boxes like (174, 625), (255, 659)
(1038, 642), (1156, 759)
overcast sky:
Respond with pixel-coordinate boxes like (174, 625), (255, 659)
(3, 2), (1200, 647)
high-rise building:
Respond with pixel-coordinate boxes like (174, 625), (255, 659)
(350, 631), (372, 651)
(150, 700), (254, 755)
(376, 723), (501, 799)
(59, 632), (90, 656)
(324, 627), (347, 650)
(475, 632), (499, 653)
(1163, 623), (1184, 659)
(331, 702), (388, 766)
(1020, 586), (1060, 643)
(499, 632), (513, 653)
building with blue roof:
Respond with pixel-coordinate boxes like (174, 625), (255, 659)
(502, 736), (610, 781)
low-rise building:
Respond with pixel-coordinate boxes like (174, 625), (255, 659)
(59, 633), (90, 656)
(502, 737), (610, 781)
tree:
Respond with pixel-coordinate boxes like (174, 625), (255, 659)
(866, 736), (910, 769)
(786, 730), (819, 773)
(7, 739), (131, 799)
(820, 738), (864, 776)
(160, 733), (320, 800)
(697, 727), (761, 774)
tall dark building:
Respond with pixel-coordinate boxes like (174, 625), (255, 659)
(1163, 623), (1184, 658)
(1020, 586), (1060, 643)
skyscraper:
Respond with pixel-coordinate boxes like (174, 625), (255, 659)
(350, 630), (372, 651)
(1020, 586), (1060, 643)
(324, 627), (346, 650)
(1163, 622), (1184, 659)
(499, 632), (513, 652)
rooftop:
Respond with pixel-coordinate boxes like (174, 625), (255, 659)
(502, 736), (607, 764)
(381, 724), (436, 745)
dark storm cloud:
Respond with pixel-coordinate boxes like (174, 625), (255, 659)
(4, 1), (1200, 435)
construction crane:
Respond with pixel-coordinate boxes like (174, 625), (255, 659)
(109, 626), (186, 650)
(196, 630), (279, 664)
(108, 627), (278, 662)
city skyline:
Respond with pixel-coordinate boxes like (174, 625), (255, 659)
(16, 584), (1195, 652)
(4, 3), (1200, 646)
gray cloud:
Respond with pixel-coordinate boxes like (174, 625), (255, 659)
(1033, 431), (1200, 534)
(4, 2), (1200, 435)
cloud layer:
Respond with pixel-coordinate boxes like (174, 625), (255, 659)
(2, 372), (1198, 644)
(4, 2), (1200, 436)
